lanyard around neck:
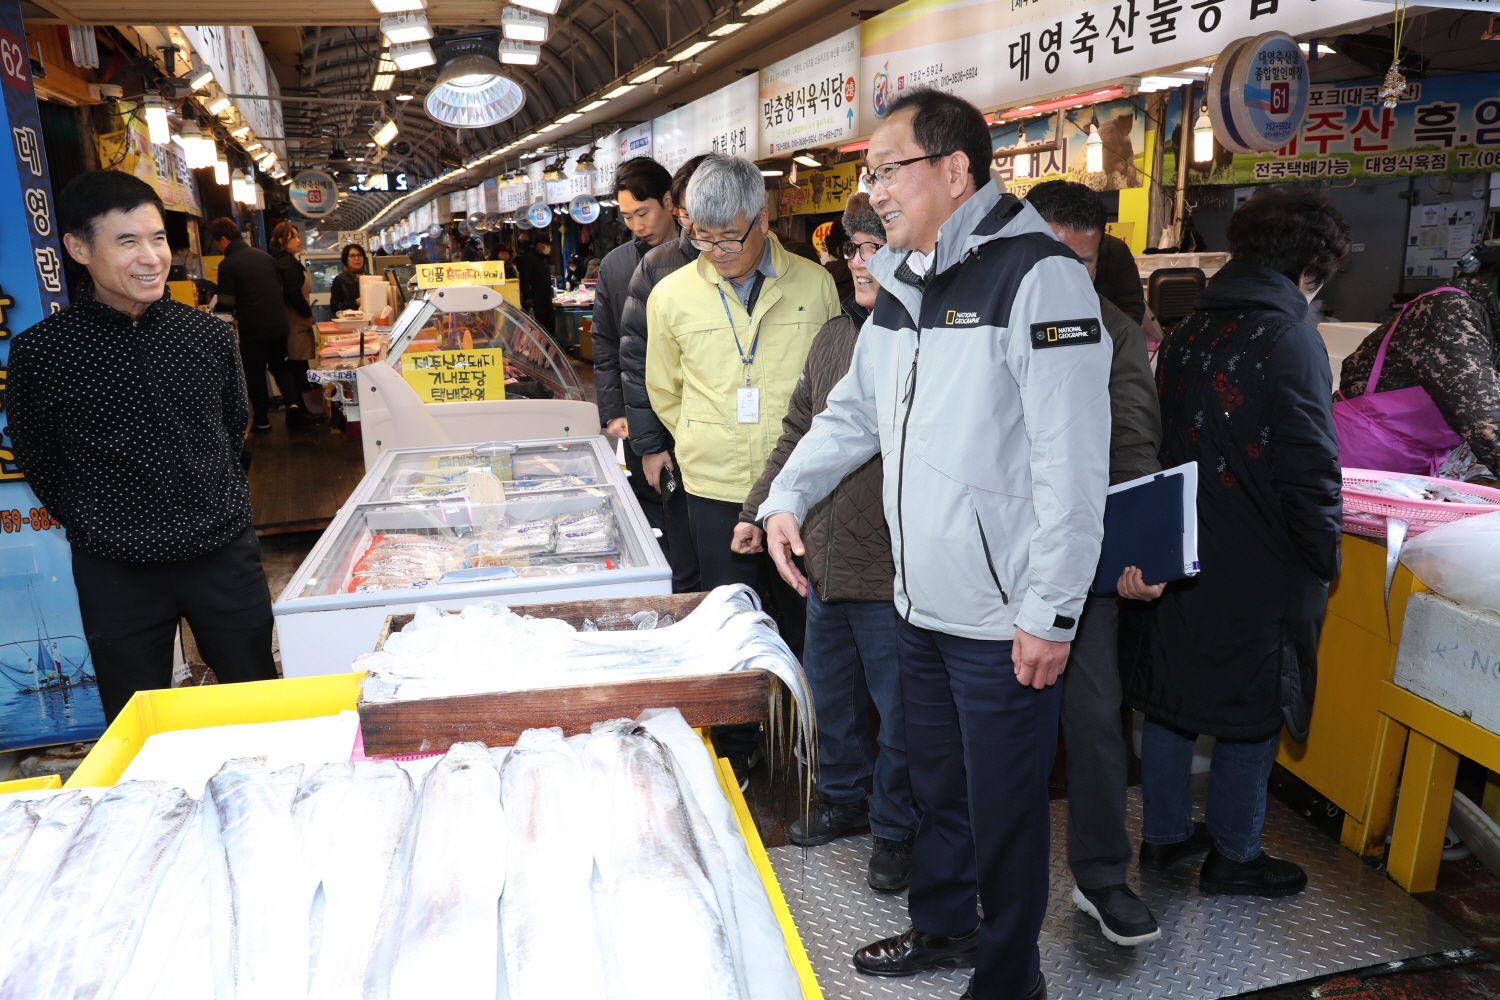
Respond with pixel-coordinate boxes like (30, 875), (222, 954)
(718, 283), (763, 385)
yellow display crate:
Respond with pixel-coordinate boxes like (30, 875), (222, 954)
(0, 775), (61, 795)
(65, 674), (821, 1000)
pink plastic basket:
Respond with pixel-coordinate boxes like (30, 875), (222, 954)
(1341, 467), (1500, 539)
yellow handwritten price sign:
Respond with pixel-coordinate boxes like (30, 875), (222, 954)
(415, 261), (508, 288)
(400, 348), (505, 403)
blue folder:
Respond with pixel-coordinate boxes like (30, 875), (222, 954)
(1092, 462), (1200, 595)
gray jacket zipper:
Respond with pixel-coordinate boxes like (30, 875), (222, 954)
(974, 513), (1010, 605)
(896, 337), (920, 622)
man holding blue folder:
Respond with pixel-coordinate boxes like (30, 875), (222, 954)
(759, 90), (1111, 1000)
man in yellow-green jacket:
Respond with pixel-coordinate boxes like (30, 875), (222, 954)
(646, 153), (838, 776)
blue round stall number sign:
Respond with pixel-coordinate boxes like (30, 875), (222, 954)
(569, 195), (600, 224)
(526, 201), (553, 227)
(289, 170), (339, 219)
(1207, 32), (1308, 154)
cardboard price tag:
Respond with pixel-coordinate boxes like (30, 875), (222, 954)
(400, 348), (504, 403)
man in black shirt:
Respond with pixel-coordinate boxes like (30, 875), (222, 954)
(5, 170), (278, 720)
(209, 216), (305, 431)
(514, 237), (556, 335)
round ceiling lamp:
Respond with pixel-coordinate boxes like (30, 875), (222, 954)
(424, 32), (525, 128)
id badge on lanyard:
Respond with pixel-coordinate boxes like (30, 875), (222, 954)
(737, 386), (760, 423)
(721, 287), (761, 423)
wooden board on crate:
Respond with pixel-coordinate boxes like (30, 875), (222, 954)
(358, 591), (771, 757)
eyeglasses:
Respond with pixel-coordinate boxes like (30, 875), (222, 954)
(688, 234), (748, 253)
(860, 152), (953, 189)
(840, 241), (884, 261)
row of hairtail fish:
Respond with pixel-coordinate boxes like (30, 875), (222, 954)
(0, 708), (802, 1000)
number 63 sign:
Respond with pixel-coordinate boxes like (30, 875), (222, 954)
(290, 169), (339, 219)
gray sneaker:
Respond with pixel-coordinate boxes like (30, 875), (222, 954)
(1072, 884), (1162, 946)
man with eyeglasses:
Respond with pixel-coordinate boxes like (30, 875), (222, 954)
(758, 89), (1112, 1000)
(645, 153), (840, 784)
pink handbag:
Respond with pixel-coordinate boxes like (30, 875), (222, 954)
(1331, 287), (1465, 476)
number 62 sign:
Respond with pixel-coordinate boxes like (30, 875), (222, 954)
(290, 169), (339, 219)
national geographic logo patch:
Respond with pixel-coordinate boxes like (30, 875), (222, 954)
(945, 309), (980, 326)
(1031, 318), (1103, 349)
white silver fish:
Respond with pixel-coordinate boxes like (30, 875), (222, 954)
(583, 721), (740, 1000)
(498, 728), (605, 999)
(0, 800), (38, 893)
(205, 758), (312, 1000)
(293, 760), (412, 1000)
(0, 790), (92, 931)
(110, 802), (212, 1000)
(375, 741), (505, 1000)
(0, 781), (192, 1000)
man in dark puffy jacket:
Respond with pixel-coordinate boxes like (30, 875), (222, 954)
(737, 193), (917, 892)
(592, 157), (678, 544)
(210, 217), (296, 433)
(617, 154), (708, 592)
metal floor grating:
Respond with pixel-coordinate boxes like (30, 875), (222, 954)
(767, 790), (1472, 999)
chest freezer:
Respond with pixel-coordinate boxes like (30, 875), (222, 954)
(273, 436), (670, 677)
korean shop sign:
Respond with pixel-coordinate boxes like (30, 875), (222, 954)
(651, 76), (759, 175)
(1166, 73), (1500, 184)
(760, 27), (860, 158)
(400, 349), (504, 403)
(780, 161), (860, 216)
(857, 0), (1377, 133)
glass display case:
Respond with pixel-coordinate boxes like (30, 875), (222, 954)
(272, 437), (670, 678)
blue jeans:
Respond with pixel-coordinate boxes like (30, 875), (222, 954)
(804, 591), (917, 841)
(1139, 718), (1281, 864)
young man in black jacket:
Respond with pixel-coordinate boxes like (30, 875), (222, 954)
(6, 171), (278, 720)
(209, 217), (303, 431)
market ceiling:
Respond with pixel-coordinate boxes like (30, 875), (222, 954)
(24, 0), (872, 228)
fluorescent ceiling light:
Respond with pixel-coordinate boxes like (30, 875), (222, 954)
(604, 84), (635, 98)
(144, 94), (170, 146)
(231, 125), (251, 138)
(186, 55), (214, 91)
(1182, 65), (1212, 74)
(501, 6), (550, 42)
(370, 0), (425, 12)
(396, 93), (414, 100)
(555, 112), (581, 123)
(760, 169), (783, 176)
(743, 0), (787, 14)
(207, 95), (231, 115)
(245, 142), (264, 153)
(580, 99), (607, 111)
(390, 40), (436, 71)
(670, 40), (715, 61)
(373, 48), (397, 90)
(510, 0), (561, 14)
(793, 153), (821, 167)
(709, 22), (745, 36)
(499, 40), (540, 65)
(631, 66), (669, 83)
(373, 73), (396, 90)
(1298, 42), (1336, 55)
(381, 12), (432, 45)
(213, 154), (229, 185)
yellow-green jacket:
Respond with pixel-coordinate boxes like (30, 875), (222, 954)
(646, 234), (840, 503)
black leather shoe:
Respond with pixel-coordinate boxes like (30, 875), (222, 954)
(1200, 846), (1307, 897)
(868, 836), (914, 892)
(853, 926), (978, 978)
(788, 799), (868, 847)
(1071, 884), (1161, 945)
(1139, 821), (1213, 869)
(959, 973), (1045, 999)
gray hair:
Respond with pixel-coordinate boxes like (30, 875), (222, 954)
(684, 154), (767, 230)
(842, 191), (885, 241)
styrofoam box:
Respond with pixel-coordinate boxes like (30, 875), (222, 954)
(1395, 591), (1500, 733)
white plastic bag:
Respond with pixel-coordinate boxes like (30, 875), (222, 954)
(1399, 511), (1500, 614)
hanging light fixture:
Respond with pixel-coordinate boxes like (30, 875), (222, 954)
(390, 40), (436, 71)
(1013, 123), (1030, 178)
(143, 92), (170, 145)
(371, 118), (400, 148)
(499, 40), (540, 65)
(1192, 102), (1215, 163)
(213, 152), (230, 186)
(425, 32), (525, 128)
(232, 169), (254, 205)
(511, 0), (561, 15)
(542, 157), (566, 180)
(186, 54), (214, 92)
(380, 12), (433, 44)
(370, 0), (425, 13)
(206, 93), (232, 116)
(1084, 110), (1104, 174)
(501, 6), (550, 42)
(574, 151), (596, 174)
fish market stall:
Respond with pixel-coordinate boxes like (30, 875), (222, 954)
(0, 590), (821, 999)
(273, 436), (672, 678)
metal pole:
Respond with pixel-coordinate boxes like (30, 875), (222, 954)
(1174, 82), (1193, 250)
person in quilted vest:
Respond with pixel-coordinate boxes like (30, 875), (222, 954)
(736, 193), (918, 893)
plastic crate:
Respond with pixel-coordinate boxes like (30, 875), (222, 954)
(1341, 467), (1500, 539)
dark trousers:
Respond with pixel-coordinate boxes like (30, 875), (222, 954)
(238, 336), (307, 424)
(900, 621), (1061, 1000)
(661, 454), (699, 593)
(622, 445), (667, 558)
(805, 591), (917, 840)
(687, 490), (805, 760)
(70, 525), (278, 720)
(1060, 594), (1132, 889)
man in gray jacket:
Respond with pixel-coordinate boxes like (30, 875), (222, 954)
(759, 90), (1111, 1000)
(1025, 180), (1163, 946)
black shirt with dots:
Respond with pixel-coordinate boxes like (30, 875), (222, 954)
(5, 294), (253, 563)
